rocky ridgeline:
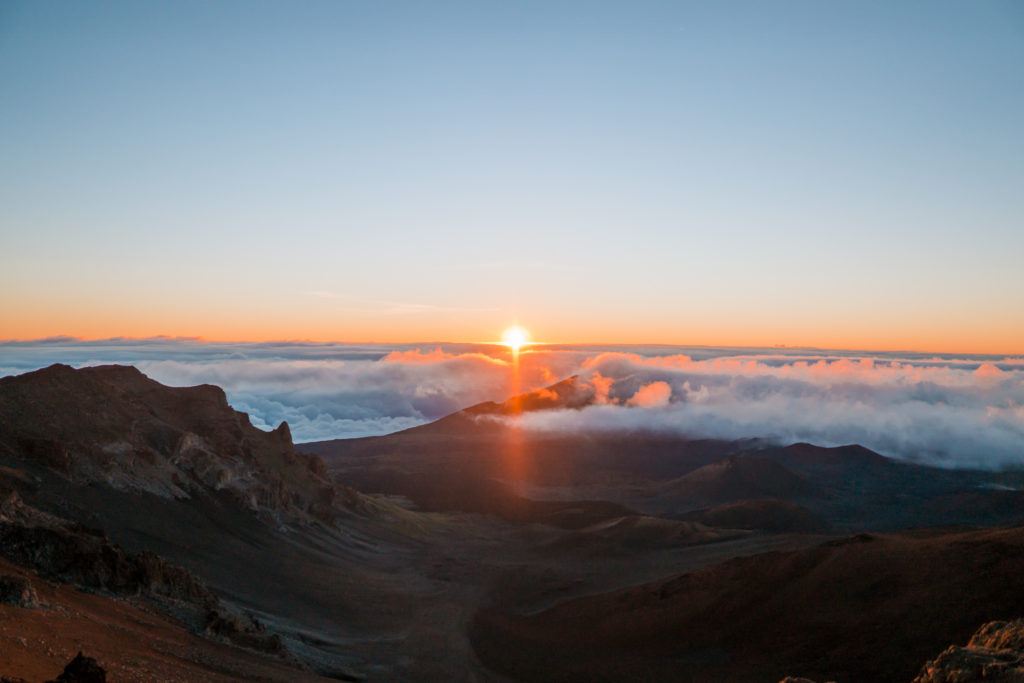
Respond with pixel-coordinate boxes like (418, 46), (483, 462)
(0, 364), (362, 525)
(780, 619), (1024, 683)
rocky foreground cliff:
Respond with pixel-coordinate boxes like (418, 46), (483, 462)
(0, 365), (412, 680)
(0, 363), (360, 524)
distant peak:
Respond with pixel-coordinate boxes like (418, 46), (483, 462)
(467, 375), (593, 416)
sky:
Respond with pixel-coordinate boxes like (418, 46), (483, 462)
(1, 1), (1023, 352)
(2, 339), (1022, 469)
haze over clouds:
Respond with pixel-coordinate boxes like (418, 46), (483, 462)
(1, 339), (1022, 468)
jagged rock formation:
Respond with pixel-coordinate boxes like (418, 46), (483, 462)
(0, 364), (358, 524)
(45, 652), (107, 683)
(913, 619), (1024, 682)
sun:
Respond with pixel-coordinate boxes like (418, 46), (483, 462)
(501, 325), (530, 352)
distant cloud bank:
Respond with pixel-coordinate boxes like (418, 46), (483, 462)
(516, 352), (1024, 469)
(2, 338), (1022, 469)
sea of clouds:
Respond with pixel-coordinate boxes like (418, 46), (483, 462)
(1, 338), (1022, 469)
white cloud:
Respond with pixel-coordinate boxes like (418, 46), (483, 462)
(511, 352), (1024, 469)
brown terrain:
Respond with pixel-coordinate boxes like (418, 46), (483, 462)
(472, 527), (1024, 682)
(1, 365), (1024, 681)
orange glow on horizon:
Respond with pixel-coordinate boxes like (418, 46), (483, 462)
(1, 310), (1023, 356)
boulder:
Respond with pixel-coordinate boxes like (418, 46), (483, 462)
(45, 652), (106, 683)
(913, 620), (1024, 682)
(0, 574), (38, 608)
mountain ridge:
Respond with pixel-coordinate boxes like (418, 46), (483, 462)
(0, 363), (357, 525)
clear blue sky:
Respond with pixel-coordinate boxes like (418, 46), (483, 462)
(2, 1), (1022, 351)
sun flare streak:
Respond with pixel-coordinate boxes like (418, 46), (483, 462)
(501, 326), (530, 354)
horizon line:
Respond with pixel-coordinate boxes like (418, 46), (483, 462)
(1, 334), (1022, 359)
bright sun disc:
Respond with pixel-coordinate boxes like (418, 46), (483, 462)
(501, 326), (530, 351)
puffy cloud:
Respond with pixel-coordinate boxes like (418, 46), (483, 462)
(975, 362), (1006, 379)
(590, 372), (614, 405)
(626, 381), (672, 407)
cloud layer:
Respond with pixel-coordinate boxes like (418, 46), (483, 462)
(1, 339), (1022, 468)
(0, 339), (585, 441)
(514, 352), (1024, 469)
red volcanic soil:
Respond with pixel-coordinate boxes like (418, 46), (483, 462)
(471, 526), (1024, 683)
(0, 559), (328, 682)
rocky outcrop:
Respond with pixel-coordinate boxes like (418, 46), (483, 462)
(0, 573), (38, 607)
(45, 652), (106, 683)
(0, 364), (357, 525)
(913, 619), (1024, 682)
(205, 606), (285, 654)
